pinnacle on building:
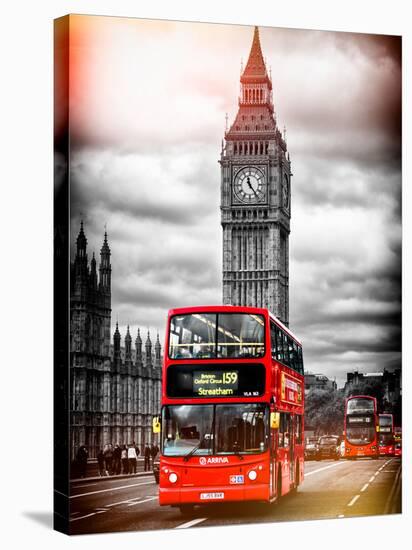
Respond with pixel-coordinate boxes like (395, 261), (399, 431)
(70, 221), (162, 459)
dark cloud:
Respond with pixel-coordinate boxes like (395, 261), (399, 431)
(69, 20), (401, 387)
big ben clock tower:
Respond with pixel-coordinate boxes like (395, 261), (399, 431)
(220, 26), (291, 325)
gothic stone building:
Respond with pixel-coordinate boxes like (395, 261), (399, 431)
(70, 222), (161, 459)
(221, 27), (291, 325)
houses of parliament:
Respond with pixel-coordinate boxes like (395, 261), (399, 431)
(70, 222), (161, 460)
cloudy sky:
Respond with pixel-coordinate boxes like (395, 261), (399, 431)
(68, 15), (401, 387)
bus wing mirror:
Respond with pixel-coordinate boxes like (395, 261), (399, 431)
(270, 412), (280, 429)
(152, 416), (161, 434)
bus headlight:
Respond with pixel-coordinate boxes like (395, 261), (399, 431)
(169, 473), (178, 483)
(248, 470), (257, 481)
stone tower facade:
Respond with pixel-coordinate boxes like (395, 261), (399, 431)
(70, 222), (162, 460)
(220, 27), (291, 325)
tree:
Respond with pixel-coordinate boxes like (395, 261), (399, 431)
(305, 389), (345, 436)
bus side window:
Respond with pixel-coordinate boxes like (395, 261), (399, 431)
(283, 333), (290, 368)
(289, 339), (296, 371)
(284, 414), (290, 447)
(270, 323), (277, 359)
(276, 327), (284, 363)
(295, 415), (302, 444)
(297, 347), (304, 374)
(278, 413), (285, 447)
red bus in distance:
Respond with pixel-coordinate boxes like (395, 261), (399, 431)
(394, 426), (402, 457)
(378, 413), (394, 456)
(343, 395), (379, 459)
(157, 305), (305, 513)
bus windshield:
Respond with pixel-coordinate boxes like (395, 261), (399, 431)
(169, 313), (265, 359)
(346, 426), (375, 445)
(379, 416), (392, 427)
(319, 437), (338, 445)
(346, 398), (374, 414)
(162, 404), (269, 456)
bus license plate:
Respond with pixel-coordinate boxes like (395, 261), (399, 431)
(230, 475), (244, 484)
(200, 492), (225, 500)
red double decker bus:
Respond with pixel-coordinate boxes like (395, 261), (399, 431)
(394, 426), (402, 457)
(378, 413), (394, 456)
(343, 395), (379, 459)
(157, 305), (304, 513)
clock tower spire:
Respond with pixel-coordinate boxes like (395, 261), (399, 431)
(220, 26), (291, 325)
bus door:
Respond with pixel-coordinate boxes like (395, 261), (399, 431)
(269, 410), (279, 499)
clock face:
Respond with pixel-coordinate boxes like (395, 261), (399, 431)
(282, 174), (289, 209)
(233, 167), (265, 204)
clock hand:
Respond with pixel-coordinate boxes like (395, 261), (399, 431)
(246, 177), (259, 199)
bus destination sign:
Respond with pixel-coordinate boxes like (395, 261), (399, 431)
(348, 416), (371, 423)
(193, 371), (239, 397)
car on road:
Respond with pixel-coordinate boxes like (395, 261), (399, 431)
(394, 441), (402, 457)
(315, 435), (341, 460)
(305, 437), (319, 460)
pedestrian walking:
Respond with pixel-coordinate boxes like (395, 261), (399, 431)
(113, 444), (122, 475)
(128, 443), (137, 474)
(133, 441), (140, 459)
(121, 445), (129, 474)
(144, 444), (151, 471)
(97, 448), (106, 476)
(103, 443), (113, 475)
(76, 445), (88, 478)
(150, 443), (159, 470)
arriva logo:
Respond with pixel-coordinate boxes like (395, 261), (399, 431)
(199, 457), (229, 465)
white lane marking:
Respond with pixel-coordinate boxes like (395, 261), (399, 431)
(305, 461), (345, 477)
(127, 496), (157, 507)
(369, 476), (375, 483)
(69, 509), (109, 522)
(70, 512), (98, 522)
(70, 480), (155, 499)
(105, 497), (141, 508)
(176, 518), (208, 529)
(348, 495), (360, 507)
(70, 511), (80, 516)
(360, 483), (369, 492)
(338, 514), (345, 518)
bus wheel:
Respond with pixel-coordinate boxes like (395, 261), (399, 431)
(179, 504), (195, 516)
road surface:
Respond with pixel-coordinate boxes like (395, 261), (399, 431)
(68, 457), (401, 535)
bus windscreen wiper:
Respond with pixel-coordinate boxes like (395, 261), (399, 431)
(183, 439), (204, 462)
(183, 416), (215, 462)
(232, 443), (244, 460)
